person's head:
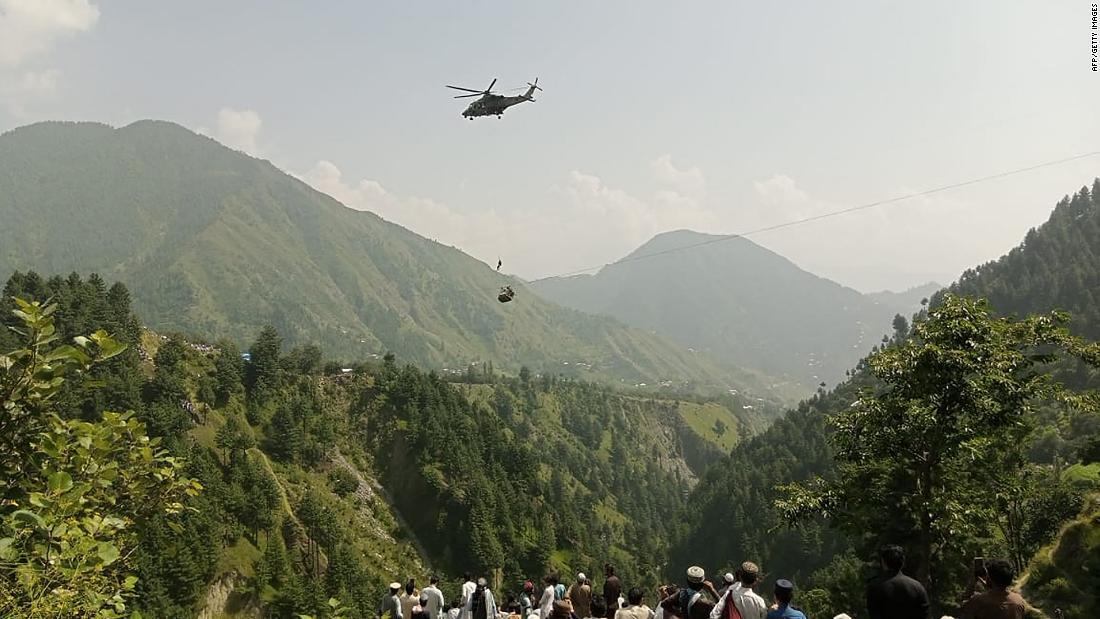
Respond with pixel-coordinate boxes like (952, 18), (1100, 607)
(722, 573), (735, 587)
(451, 599), (463, 610)
(590, 596), (607, 618)
(477, 577), (489, 590)
(736, 562), (759, 587)
(524, 581), (534, 594)
(986, 559), (1015, 589)
(545, 572), (559, 586)
(391, 582), (403, 595)
(605, 563), (615, 577)
(773, 579), (794, 606)
(464, 572), (473, 582)
(685, 566), (704, 589)
(431, 575), (440, 586)
(627, 588), (644, 606)
(880, 545), (906, 573)
(407, 579), (416, 595)
(552, 601), (572, 619)
(577, 572), (586, 584)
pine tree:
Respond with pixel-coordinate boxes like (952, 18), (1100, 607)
(247, 325), (282, 407)
(269, 405), (303, 463)
(213, 339), (244, 405)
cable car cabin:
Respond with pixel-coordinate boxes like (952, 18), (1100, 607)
(498, 286), (515, 303)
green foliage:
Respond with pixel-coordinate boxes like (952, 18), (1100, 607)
(361, 368), (732, 590)
(216, 412), (256, 464)
(213, 339), (245, 405)
(798, 552), (871, 618)
(248, 325), (283, 409)
(667, 390), (851, 587)
(1023, 494), (1100, 619)
(298, 596), (353, 619)
(672, 181), (1100, 602)
(328, 467), (359, 497)
(0, 298), (200, 618)
(2, 271), (145, 419)
(270, 404), (304, 463)
(777, 294), (1100, 605)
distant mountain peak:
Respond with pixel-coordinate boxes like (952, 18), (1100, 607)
(535, 231), (931, 392)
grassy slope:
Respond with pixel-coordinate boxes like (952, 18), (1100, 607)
(677, 401), (742, 453)
(1023, 494), (1100, 619)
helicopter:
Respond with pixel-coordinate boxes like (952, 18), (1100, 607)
(446, 77), (541, 119)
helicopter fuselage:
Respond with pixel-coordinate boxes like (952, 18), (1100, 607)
(462, 93), (532, 118)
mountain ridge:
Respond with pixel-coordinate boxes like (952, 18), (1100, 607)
(0, 119), (785, 403)
(532, 228), (926, 391)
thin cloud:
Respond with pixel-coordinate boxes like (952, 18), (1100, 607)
(0, 0), (99, 67)
(299, 158), (722, 279)
(207, 107), (263, 155)
(0, 0), (98, 117)
(651, 154), (706, 197)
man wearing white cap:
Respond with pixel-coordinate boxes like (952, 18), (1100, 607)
(569, 572), (593, 618)
(710, 562), (766, 619)
(675, 566), (720, 619)
(381, 582), (405, 619)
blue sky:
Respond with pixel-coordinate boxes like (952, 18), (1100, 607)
(2, 0), (1098, 291)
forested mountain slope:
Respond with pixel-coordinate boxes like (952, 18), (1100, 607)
(0, 121), (779, 399)
(667, 180), (1100, 617)
(0, 271), (767, 618)
(943, 180), (1100, 340)
(532, 230), (925, 391)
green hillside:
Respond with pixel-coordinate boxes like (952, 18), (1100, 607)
(668, 180), (1100, 616)
(1023, 493), (1100, 619)
(0, 120), (780, 401)
(532, 230), (926, 392)
(0, 272), (763, 617)
(943, 181), (1100, 342)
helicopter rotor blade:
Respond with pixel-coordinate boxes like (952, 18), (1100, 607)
(446, 85), (486, 93)
(453, 92), (483, 98)
(487, 78), (497, 92)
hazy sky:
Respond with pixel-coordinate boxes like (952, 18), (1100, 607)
(3, 0), (1098, 292)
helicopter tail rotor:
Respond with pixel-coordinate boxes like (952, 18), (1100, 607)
(522, 77), (542, 101)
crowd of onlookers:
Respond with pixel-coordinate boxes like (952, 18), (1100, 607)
(379, 547), (1036, 619)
